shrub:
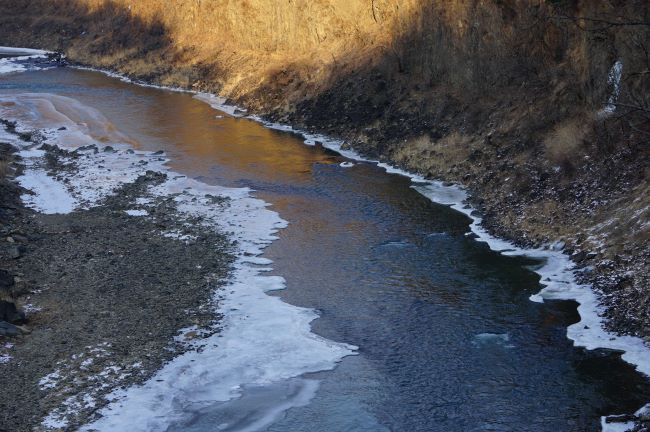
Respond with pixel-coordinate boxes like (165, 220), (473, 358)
(544, 118), (589, 172)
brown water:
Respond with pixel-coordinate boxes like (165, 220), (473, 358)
(2, 65), (649, 431)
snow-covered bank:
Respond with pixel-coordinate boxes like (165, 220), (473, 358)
(0, 46), (51, 75)
(0, 86), (356, 431)
(0, 46), (50, 56)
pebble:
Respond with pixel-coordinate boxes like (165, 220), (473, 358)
(8, 246), (21, 259)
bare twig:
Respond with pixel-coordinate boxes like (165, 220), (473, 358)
(555, 14), (650, 31)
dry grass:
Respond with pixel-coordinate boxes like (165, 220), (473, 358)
(390, 132), (476, 180)
(544, 118), (590, 171)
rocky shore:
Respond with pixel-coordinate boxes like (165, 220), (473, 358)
(0, 125), (234, 431)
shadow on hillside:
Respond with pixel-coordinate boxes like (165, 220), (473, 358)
(0, 0), (224, 86)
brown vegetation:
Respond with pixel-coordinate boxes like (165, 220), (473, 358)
(543, 117), (590, 172)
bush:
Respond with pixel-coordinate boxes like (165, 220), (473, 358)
(544, 118), (589, 172)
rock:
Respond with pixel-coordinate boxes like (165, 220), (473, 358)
(8, 246), (22, 259)
(0, 301), (25, 324)
(572, 251), (587, 262)
(103, 146), (116, 153)
(58, 126), (67, 131)
(151, 150), (165, 156)
(0, 321), (19, 337)
(0, 270), (13, 291)
(78, 144), (98, 152)
(11, 234), (28, 243)
(11, 278), (31, 297)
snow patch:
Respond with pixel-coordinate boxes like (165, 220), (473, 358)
(23, 303), (42, 314)
(39, 371), (62, 390)
(600, 60), (623, 116)
(472, 333), (515, 349)
(601, 404), (650, 432)
(0, 47), (52, 75)
(124, 209), (148, 216)
(18, 169), (77, 214)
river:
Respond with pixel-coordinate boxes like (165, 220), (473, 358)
(1, 60), (649, 431)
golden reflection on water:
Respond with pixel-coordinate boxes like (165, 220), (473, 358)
(0, 92), (138, 148)
(36, 70), (342, 185)
(0, 68), (340, 185)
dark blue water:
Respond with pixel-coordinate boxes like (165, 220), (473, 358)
(2, 67), (649, 431)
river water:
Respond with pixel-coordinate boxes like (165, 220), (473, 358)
(1, 63), (649, 431)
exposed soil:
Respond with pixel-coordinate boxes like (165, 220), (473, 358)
(0, 128), (234, 432)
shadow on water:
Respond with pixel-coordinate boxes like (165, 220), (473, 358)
(2, 67), (650, 431)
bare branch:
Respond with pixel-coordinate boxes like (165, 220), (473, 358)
(553, 14), (650, 33)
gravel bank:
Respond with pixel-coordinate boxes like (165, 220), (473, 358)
(0, 126), (234, 431)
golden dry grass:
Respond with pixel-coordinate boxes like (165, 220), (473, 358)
(544, 118), (589, 170)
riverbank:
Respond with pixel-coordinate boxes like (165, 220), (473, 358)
(0, 122), (234, 431)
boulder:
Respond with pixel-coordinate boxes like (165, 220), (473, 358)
(0, 301), (25, 324)
(11, 278), (31, 297)
(8, 246), (22, 259)
(0, 321), (19, 337)
(0, 269), (13, 291)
